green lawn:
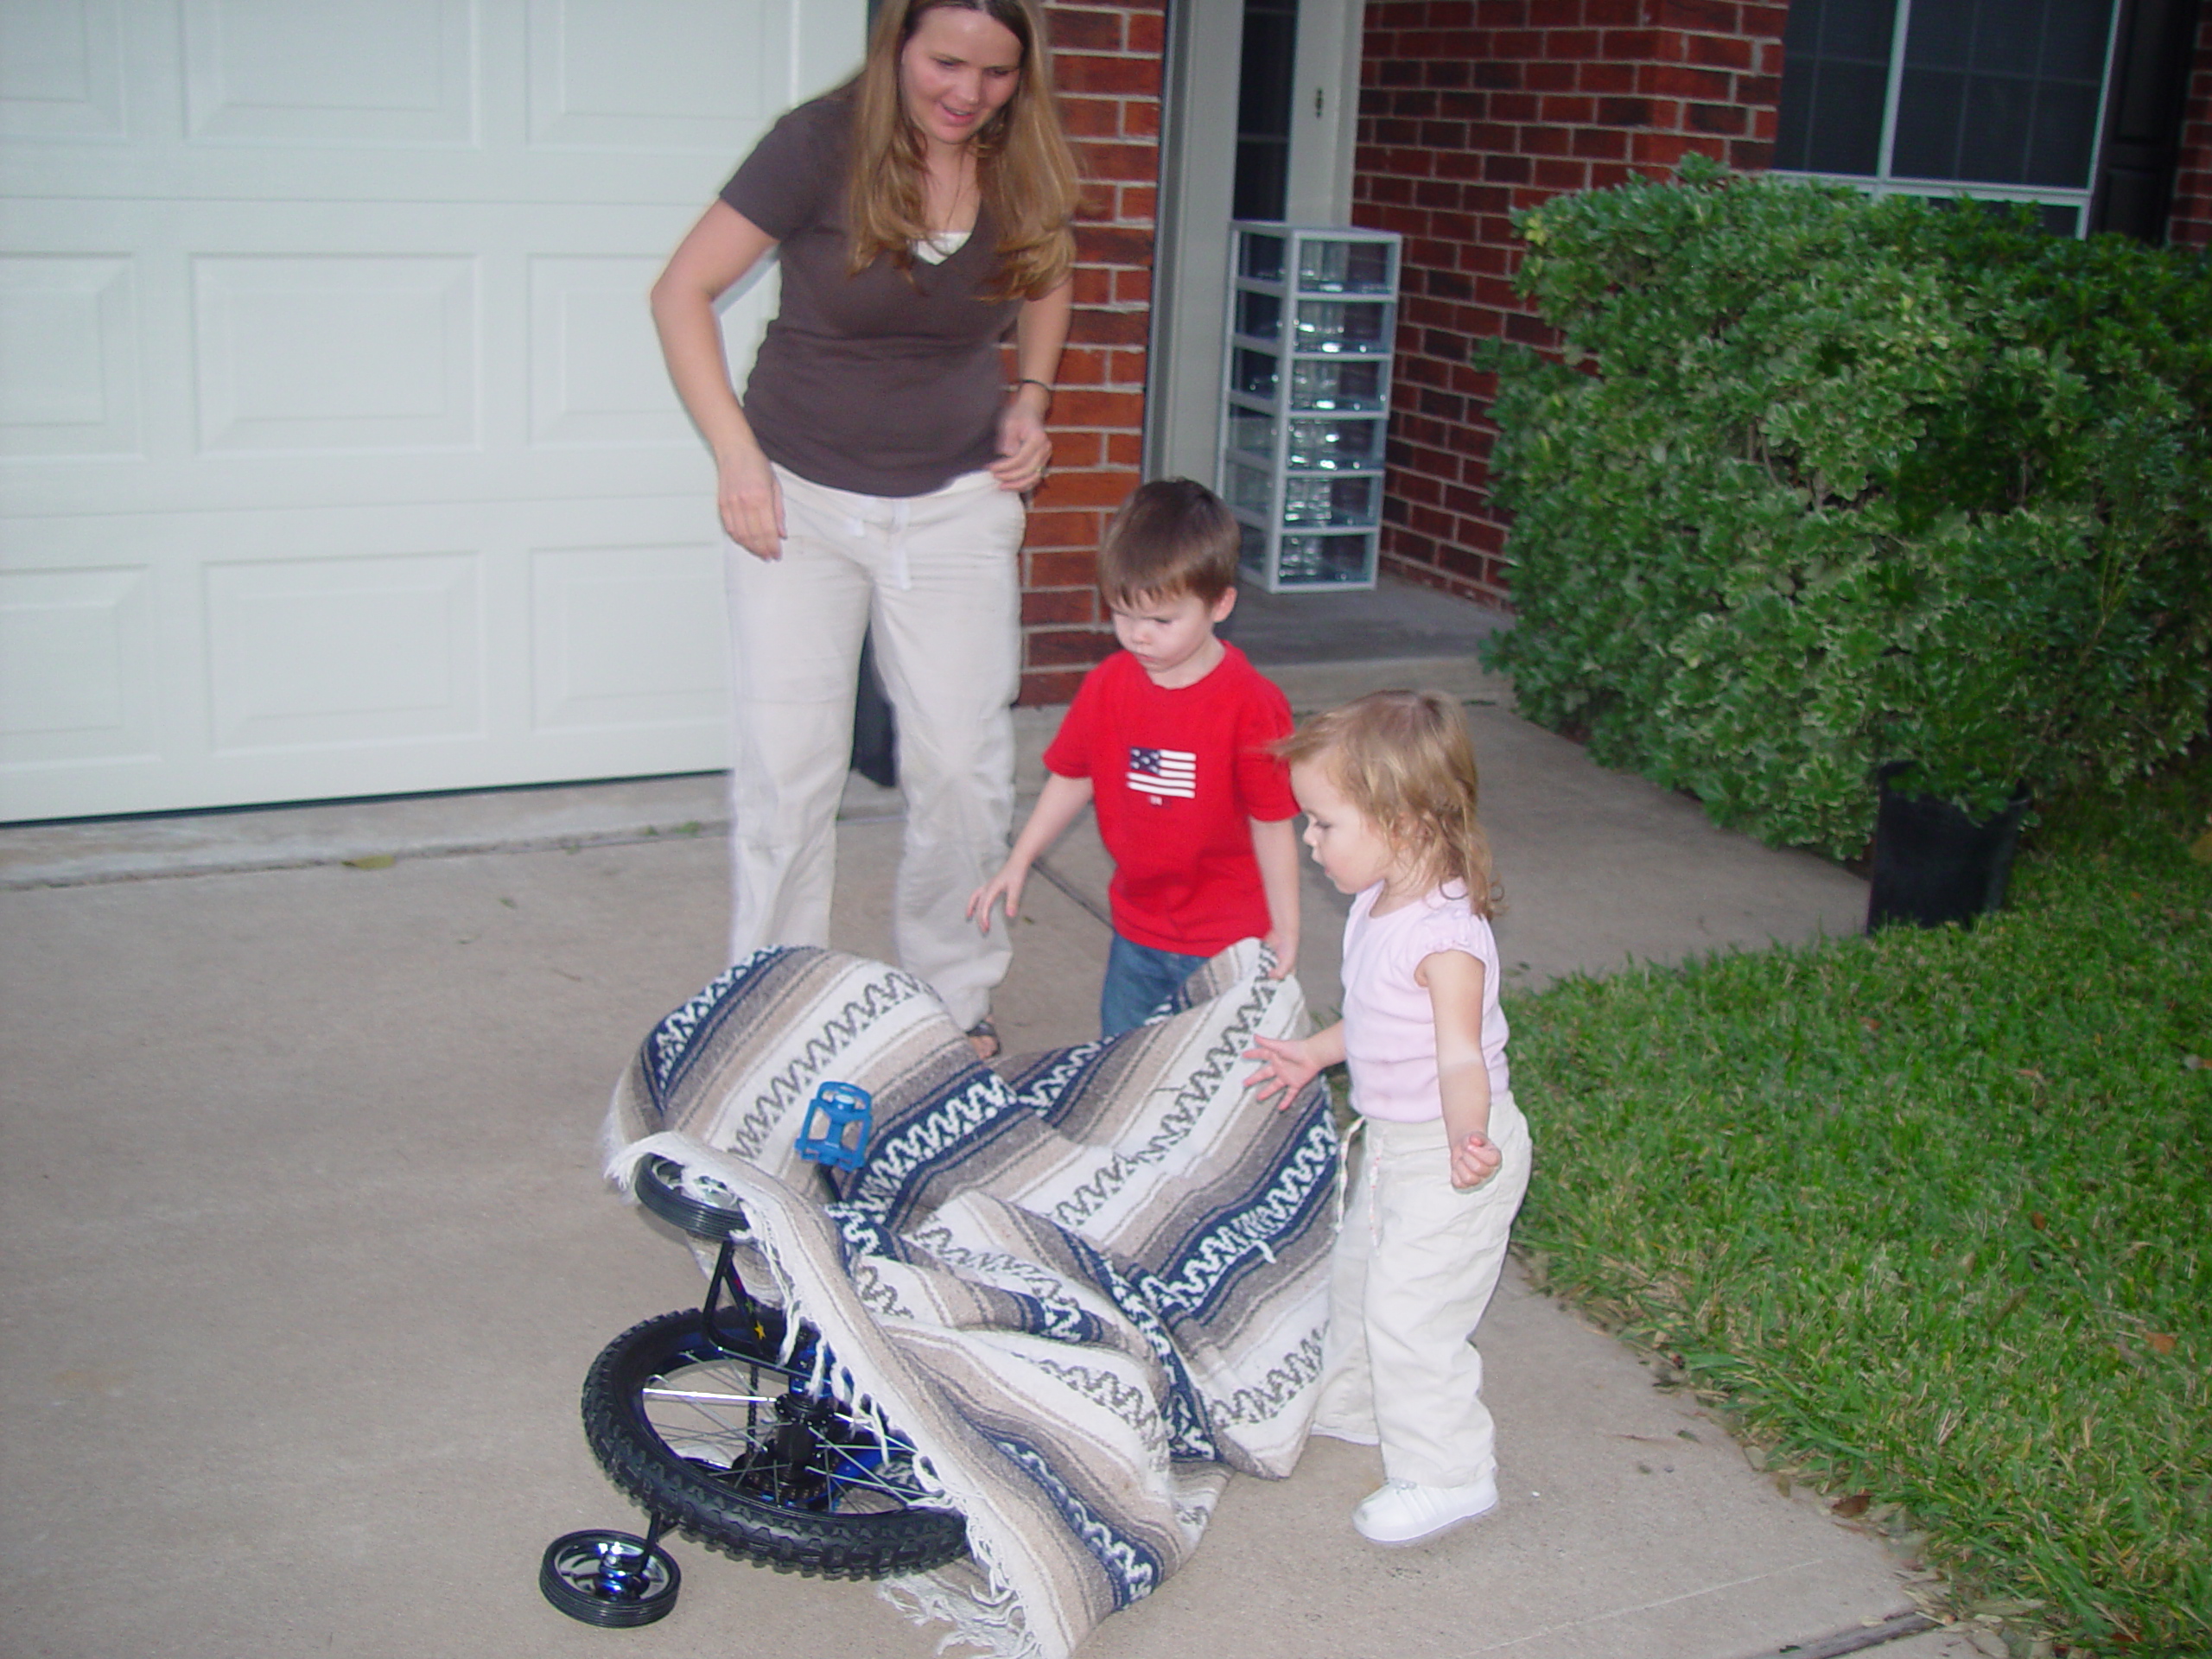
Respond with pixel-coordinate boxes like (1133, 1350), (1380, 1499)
(1503, 757), (2212, 1656)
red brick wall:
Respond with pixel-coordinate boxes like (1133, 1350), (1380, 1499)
(1021, 2), (1164, 704)
(1029, 1), (2203, 645)
(1352, 2), (1789, 604)
(2173, 14), (2212, 250)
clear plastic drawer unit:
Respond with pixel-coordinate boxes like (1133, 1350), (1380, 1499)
(1219, 223), (1400, 591)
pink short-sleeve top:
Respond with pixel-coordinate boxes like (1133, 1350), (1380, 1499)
(1340, 881), (1511, 1123)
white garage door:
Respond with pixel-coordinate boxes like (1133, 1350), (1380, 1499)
(0, 0), (861, 821)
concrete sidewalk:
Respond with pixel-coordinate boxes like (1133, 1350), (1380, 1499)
(0, 623), (1993, 1659)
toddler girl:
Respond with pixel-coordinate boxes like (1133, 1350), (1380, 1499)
(1246, 690), (1531, 1545)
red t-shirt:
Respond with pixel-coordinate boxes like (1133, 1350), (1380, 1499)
(1043, 644), (1298, 954)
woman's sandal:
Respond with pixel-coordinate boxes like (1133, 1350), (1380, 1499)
(964, 1018), (1001, 1062)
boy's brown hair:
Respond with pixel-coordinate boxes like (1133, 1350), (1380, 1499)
(1096, 478), (1242, 609)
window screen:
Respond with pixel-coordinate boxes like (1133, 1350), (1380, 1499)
(1775, 0), (1897, 175)
(1893, 0), (2112, 186)
(1773, 0), (2118, 230)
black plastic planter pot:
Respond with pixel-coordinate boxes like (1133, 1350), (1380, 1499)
(1866, 767), (2030, 933)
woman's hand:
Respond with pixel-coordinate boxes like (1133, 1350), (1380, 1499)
(716, 442), (785, 561)
(649, 202), (783, 552)
(989, 384), (1052, 493)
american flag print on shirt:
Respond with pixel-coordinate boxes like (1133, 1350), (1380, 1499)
(1127, 746), (1198, 800)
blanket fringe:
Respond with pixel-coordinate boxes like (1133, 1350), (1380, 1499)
(739, 1237), (957, 1510)
(717, 1177), (1044, 1649)
(880, 1564), (1041, 1659)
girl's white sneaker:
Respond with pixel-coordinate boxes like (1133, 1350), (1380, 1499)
(1351, 1474), (1499, 1544)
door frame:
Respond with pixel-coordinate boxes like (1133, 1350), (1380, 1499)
(1144, 0), (1366, 486)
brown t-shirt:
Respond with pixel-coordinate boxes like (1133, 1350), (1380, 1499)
(720, 95), (1021, 497)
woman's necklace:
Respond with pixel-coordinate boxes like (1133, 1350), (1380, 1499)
(925, 152), (979, 238)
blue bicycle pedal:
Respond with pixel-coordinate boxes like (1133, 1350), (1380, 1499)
(796, 1081), (872, 1173)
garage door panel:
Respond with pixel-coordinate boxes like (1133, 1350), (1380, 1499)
(0, 494), (741, 817)
(527, 0), (788, 148)
(0, 0), (127, 140)
(0, 3), (827, 210)
(191, 254), (481, 454)
(206, 551), (484, 751)
(527, 254), (693, 448)
(181, 0), (477, 147)
(0, 252), (142, 457)
(529, 542), (727, 732)
(2, 0), (860, 820)
(3, 425), (734, 520)
(0, 564), (157, 764)
(3, 200), (776, 517)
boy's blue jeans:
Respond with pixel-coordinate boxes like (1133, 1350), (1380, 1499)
(1100, 934), (1211, 1037)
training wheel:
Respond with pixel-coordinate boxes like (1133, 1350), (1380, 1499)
(634, 1154), (748, 1240)
(539, 1529), (681, 1627)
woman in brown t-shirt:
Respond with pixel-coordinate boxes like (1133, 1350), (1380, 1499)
(650, 0), (1077, 1056)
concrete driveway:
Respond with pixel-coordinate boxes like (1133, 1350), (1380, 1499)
(0, 649), (1995, 1659)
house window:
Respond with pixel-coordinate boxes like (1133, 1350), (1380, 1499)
(1774, 0), (2122, 234)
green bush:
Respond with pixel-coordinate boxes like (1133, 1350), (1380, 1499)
(1481, 160), (2212, 857)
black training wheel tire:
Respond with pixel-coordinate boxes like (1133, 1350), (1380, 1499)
(539, 1529), (681, 1627)
(634, 1155), (749, 1239)
(582, 1308), (967, 1580)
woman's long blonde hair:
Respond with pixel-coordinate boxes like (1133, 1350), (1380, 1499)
(1280, 691), (1500, 917)
(844, 0), (1079, 299)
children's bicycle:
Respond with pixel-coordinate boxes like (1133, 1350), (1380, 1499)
(539, 1146), (967, 1628)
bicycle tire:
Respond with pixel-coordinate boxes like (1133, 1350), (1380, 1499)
(582, 1307), (967, 1580)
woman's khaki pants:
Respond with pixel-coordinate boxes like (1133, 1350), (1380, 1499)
(721, 466), (1023, 1029)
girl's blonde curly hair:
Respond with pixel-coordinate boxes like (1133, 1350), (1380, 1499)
(1280, 690), (1499, 917)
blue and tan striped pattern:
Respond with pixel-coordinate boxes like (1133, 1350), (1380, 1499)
(602, 941), (1337, 1658)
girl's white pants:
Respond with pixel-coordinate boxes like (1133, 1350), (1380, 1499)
(1313, 1101), (1533, 1488)
(721, 465), (1024, 1029)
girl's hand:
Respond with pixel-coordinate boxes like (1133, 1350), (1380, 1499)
(1450, 1129), (1502, 1191)
(989, 387), (1052, 493)
(1243, 1034), (1322, 1109)
(717, 443), (785, 560)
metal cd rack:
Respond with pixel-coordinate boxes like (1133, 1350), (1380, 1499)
(1218, 222), (1401, 592)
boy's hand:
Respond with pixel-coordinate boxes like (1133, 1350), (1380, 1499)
(1450, 1129), (1503, 1191)
(966, 864), (1027, 935)
(1243, 1033), (1322, 1109)
(1261, 926), (1298, 980)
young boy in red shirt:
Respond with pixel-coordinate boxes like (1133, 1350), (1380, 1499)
(968, 479), (1301, 1035)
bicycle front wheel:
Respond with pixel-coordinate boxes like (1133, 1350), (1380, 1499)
(582, 1307), (967, 1580)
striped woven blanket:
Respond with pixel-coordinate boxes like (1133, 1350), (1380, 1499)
(601, 941), (1338, 1657)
